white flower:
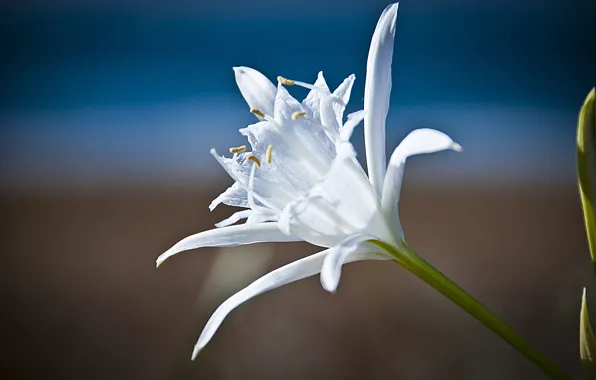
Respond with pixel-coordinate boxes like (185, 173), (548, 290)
(157, 2), (462, 359)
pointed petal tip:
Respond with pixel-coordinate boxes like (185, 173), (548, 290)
(321, 280), (338, 294)
(232, 66), (251, 74)
(191, 345), (202, 360)
(452, 142), (463, 152)
(320, 274), (338, 294)
(234, 66), (277, 116)
(156, 247), (177, 267)
(155, 254), (166, 268)
(383, 2), (399, 27)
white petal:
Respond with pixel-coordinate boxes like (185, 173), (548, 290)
(156, 223), (300, 267)
(192, 250), (326, 358)
(210, 148), (247, 184)
(278, 142), (394, 248)
(273, 83), (304, 123)
(363, 3), (399, 195)
(192, 245), (388, 358)
(303, 71), (330, 120)
(340, 110), (365, 141)
(319, 96), (340, 135)
(214, 210), (253, 228)
(246, 211), (277, 224)
(233, 66), (277, 116)
(209, 182), (248, 211)
(332, 74), (356, 126)
(381, 128), (462, 239)
(247, 85), (336, 176)
(320, 234), (389, 293)
(240, 120), (331, 193)
(210, 148), (294, 212)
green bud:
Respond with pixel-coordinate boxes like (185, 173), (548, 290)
(581, 288), (596, 379)
(577, 88), (596, 273)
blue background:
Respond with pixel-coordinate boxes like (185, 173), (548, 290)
(1, 0), (594, 186)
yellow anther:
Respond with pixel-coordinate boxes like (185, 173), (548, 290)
(265, 144), (273, 164)
(247, 154), (261, 168)
(229, 145), (247, 154)
(291, 111), (306, 120)
(250, 108), (265, 118)
(277, 76), (295, 86)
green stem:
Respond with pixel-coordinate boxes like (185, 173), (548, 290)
(370, 240), (572, 380)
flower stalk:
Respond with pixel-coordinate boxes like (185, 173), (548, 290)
(370, 239), (572, 380)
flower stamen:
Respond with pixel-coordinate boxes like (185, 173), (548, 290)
(291, 111), (306, 120)
(246, 154), (261, 168)
(250, 108), (265, 118)
(265, 144), (273, 164)
(229, 145), (247, 154)
(280, 76), (347, 109)
(277, 76), (295, 86)
(247, 162), (258, 210)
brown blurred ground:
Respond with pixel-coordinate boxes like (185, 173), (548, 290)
(0, 180), (591, 379)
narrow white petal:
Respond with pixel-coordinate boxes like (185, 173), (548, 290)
(192, 250), (328, 359)
(340, 110), (365, 141)
(233, 66), (277, 116)
(332, 74), (356, 126)
(214, 210), (253, 228)
(209, 182), (248, 211)
(319, 96), (341, 135)
(192, 244), (389, 358)
(320, 234), (388, 293)
(303, 71), (330, 120)
(381, 128), (462, 239)
(363, 3), (399, 194)
(156, 223), (300, 267)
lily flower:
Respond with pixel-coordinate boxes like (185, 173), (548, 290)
(157, 2), (461, 358)
(154, 5), (576, 379)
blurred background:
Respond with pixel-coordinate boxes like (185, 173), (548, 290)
(1, 0), (595, 378)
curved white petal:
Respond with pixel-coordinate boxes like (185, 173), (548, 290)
(363, 3), (399, 195)
(320, 234), (389, 293)
(381, 128), (462, 239)
(192, 245), (388, 358)
(233, 66), (277, 116)
(340, 110), (365, 141)
(156, 223), (300, 267)
(214, 210), (253, 228)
